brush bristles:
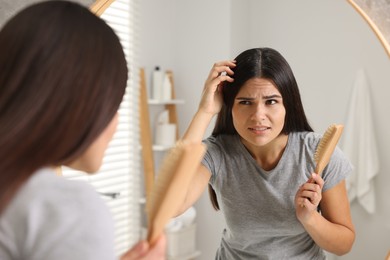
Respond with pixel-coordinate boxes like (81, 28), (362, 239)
(314, 124), (344, 176)
(147, 144), (183, 216)
(146, 141), (206, 245)
(314, 124), (336, 162)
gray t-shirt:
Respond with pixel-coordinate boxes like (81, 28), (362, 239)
(202, 131), (352, 260)
(0, 168), (116, 260)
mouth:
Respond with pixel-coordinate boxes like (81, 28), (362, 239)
(248, 126), (271, 133)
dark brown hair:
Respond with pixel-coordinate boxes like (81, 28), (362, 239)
(209, 47), (313, 210)
(0, 1), (128, 213)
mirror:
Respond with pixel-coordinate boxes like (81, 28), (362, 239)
(2, 0), (389, 259)
(138, 0), (390, 259)
(90, 0), (114, 15)
(348, 0), (390, 58)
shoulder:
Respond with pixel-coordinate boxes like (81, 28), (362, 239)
(2, 168), (115, 260)
(18, 168), (107, 214)
(202, 134), (242, 161)
(202, 135), (238, 176)
(203, 134), (239, 151)
(287, 131), (321, 155)
(290, 132), (352, 190)
(290, 131), (321, 146)
(289, 130), (350, 164)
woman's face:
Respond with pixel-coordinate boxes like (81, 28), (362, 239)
(232, 78), (286, 149)
(67, 113), (119, 173)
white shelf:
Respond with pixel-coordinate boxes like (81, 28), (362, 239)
(152, 144), (173, 151)
(139, 145), (173, 151)
(148, 99), (185, 105)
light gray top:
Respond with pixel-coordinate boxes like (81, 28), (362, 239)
(202, 131), (352, 260)
(0, 168), (116, 260)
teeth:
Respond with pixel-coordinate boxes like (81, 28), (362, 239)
(251, 127), (268, 131)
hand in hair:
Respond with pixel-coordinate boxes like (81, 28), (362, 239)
(198, 60), (236, 115)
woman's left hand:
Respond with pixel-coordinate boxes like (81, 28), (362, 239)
(295, 173), (324, 223)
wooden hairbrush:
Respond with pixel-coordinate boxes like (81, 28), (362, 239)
(300, 124), (344, 207)
(146, 141), (206, 245)
(314, 124), (344, 176)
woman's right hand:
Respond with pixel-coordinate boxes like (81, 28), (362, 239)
(198, 60), (236, 115)
(120, 234), (166, 260)
(181, 60), (236, 143)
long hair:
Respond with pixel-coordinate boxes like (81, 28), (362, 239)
(0, 1), (128, 213)
(209, 47), (313, 210)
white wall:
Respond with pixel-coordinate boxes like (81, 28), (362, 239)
(139, 0), (390, 259)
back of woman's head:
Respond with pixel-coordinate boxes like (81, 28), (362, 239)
(0, 1), (128, 211)
(213, 47), (312, 135)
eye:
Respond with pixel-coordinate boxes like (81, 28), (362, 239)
(238, 100), (252, 105)
(265, 99), (277, 105)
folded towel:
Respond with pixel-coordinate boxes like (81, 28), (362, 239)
(341, 68), (379, 214)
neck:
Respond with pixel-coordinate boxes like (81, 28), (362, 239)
(242, 134), (289, 171)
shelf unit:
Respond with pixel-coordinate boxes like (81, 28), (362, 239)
(138, 68), (200, 260)
(139, 68), (182, 201)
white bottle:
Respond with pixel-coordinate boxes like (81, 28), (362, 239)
(152, 66), (163, 100)
(161, 73), (172, 100)
(155, 110), (176, 147)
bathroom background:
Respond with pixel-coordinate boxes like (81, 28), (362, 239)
(138, 0), (390, 259)
(1, 0), (389, 259)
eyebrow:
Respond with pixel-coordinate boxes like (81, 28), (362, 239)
(236, 94), (282, 100)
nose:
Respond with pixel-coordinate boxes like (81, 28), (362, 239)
(250, 104), (266, 122)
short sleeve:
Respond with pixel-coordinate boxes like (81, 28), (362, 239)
(321, 146), (353, 192)
(201, 136), (223, 184)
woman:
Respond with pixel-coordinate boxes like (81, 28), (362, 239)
(0, 1), (165, 259)
(178, 47), (355, 259)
